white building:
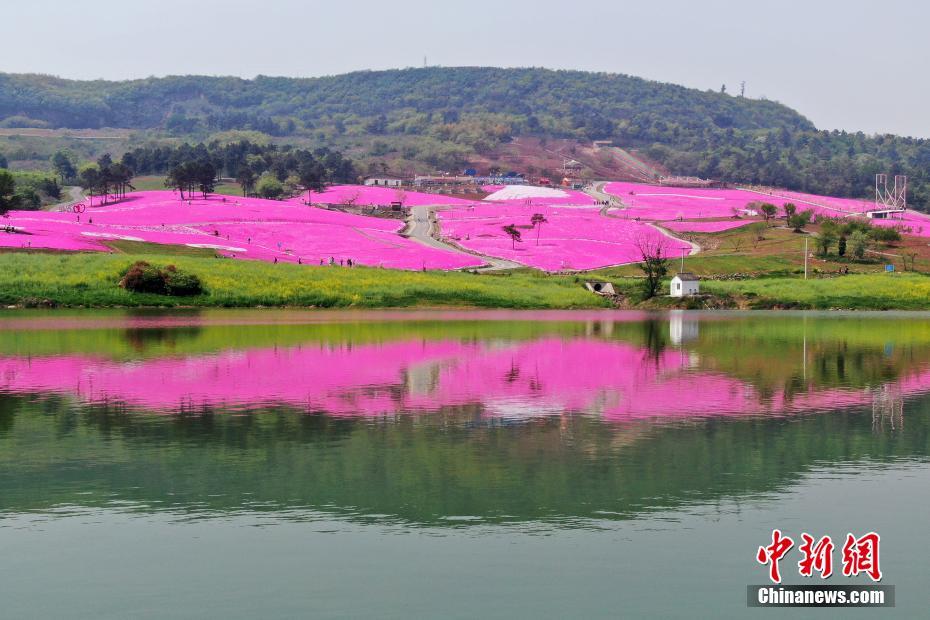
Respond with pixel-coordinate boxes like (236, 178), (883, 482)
(364, 177), (404, 187)
(670, 273), (700, 297)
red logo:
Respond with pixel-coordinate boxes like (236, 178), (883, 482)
(798, 533), (834, 579)
(756, 529), (794, 584)
(842, 532), (882, 582)
(757, 530), (882, 583)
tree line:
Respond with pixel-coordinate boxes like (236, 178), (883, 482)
(0, 169), (61, 212)
(124, 140), (355, 199)
(78, 153), (134, 204)
(56, 141), (356, 202)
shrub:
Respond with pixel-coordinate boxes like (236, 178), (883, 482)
(788, 209), (813, 232)
(164, 267), (203, 296)
(850, 231), (869, 260)
(869, 226), (902, 243)
(119, 261), (203, 296)
(256, 173), (284, 199)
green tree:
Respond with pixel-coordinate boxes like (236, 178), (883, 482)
(531, 213), (547, 245)
(816, 229), (836, 256)
(107, 161), (134, 200)
(816, 220), (839, 256)
(298, 160), (325, 202)
(236, 166), (257, 197)
(502, 224), (522, 249)
(51, 151), (77, 184)
(837, 235), (847, 257)
(194, 161), (217, 198)
(759, 203), (777, 224)
(869, 226), (902, 244)
(850, 230), (869, 260)
(0, 169), (18, 213)
(78, 165), (104, 205)
(165, 163), (193, 200)
(788, 209), (813, 232)
(256, 173), (284, 199)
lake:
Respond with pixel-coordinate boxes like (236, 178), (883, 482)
(0, 309), (928, 618)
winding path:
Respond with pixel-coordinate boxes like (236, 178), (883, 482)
(586, 181), (702, 257)
(49, 186), (85, 212)
(405, 205), (522, 271)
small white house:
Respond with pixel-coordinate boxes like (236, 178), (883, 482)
(364, 177), (404, 187)
(670, 273), (700, 297)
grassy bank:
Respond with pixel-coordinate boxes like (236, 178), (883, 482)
(0, 252), (605, 309)
(603, 272), (930, 310)
(702, 273), (930, 310)
(0, 249), (927, 311)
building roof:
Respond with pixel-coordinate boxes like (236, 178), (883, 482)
(674, 272), (700, 282)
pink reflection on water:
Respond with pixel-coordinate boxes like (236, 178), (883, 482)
(0, 309), (651, 332)
(2, 336), (926, 421)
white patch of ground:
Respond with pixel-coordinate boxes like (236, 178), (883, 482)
(484, 186), (570, 201)
(81, 232), (145, 241)
(186, 243), (248, 252)
(636, 193), (724, 201)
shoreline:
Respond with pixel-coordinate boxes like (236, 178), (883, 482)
(0, 250), (928, 312)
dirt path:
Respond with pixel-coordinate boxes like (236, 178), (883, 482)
(586, 182), (702, 257)
(48, 186), (85, 212)
(650, 223), (701, 257)
(405, 205), (522, 271)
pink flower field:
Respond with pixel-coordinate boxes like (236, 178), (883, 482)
(5, 181), (925, 273)
(0, 191), (482, 270)
(437, 203), (690, 271)
(604, 182), (872, 221)
(604, 182), (766, 220)
(308, 184), (475, 206)
(750, 188), (873, 214)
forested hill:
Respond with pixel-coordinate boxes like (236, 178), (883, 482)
(1, 67), (928, 207)
(0, 68), (811, 135)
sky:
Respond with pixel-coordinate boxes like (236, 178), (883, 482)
(3, 0), (927, 137)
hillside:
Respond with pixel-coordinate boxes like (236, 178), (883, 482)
(0, 68), (812, 134)
(1, 67), (928, 207)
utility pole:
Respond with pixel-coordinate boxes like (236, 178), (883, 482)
(804, 237), (807, 280)
(740, 81), (746, 97)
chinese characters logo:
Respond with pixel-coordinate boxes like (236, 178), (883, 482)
(757, 530), (882, 583)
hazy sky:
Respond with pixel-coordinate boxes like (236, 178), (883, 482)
(4, 0), (927, 136)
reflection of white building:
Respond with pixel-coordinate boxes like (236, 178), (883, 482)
(405, 362), (441, 396)
(872, 384), (904, 431)
(671, 273), (700, 297)
(669, 311), (699, 345)
(584, 320), (615, 337)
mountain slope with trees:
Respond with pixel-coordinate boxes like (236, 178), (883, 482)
(0, 67), (927, 207)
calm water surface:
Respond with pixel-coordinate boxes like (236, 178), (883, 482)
(0, 309), (928, 618)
